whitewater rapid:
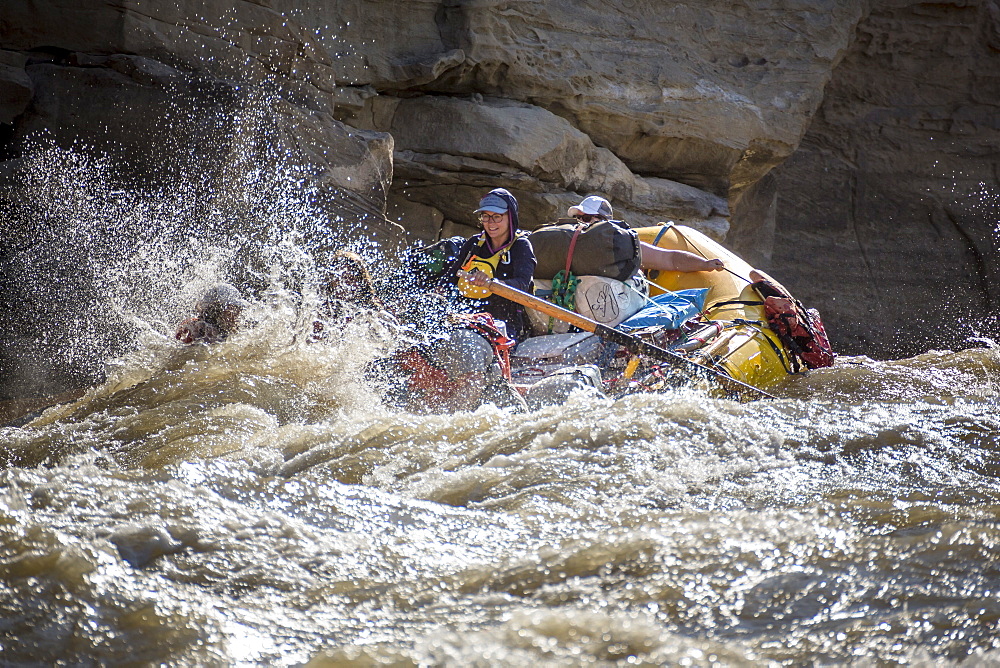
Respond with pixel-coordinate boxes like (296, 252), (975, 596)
(2, 142), (999, 666)
(2, 319), (998, 665)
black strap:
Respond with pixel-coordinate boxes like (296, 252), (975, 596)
(711, 299), (766, 309)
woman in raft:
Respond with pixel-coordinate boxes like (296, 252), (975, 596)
(449, 188), (537, 343)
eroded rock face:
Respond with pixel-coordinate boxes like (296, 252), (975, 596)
(770, 0), (1000, 356)
(335, 1), (865, 189)
(383, 95), (729, 235)
(0, 52), (32, 124)
(4, 1), (866, 249)
(333, 0), (867, 242)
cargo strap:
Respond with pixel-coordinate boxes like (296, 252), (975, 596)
(646, 224), (672, 281)
(565, 224), (585, 275)
(542, 225), (586, 334)
(711, 299), (766, 309)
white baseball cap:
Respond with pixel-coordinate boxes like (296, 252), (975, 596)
(567, 195), (613, 219)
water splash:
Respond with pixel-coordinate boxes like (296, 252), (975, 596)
(0, 101), (392, 401)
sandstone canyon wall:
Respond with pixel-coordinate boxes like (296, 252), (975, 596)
(1, 0), (998, 399)
(771, 0), (1000, 357)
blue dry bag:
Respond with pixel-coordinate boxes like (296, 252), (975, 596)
(618, 288), (709, 330)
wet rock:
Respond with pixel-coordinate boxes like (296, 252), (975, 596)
(384, 95), (729, 238)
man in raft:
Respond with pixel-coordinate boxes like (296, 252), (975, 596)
(568, 195), (726, 273)
(175, 283), (251, 344)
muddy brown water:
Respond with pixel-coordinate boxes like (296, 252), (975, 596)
(2, 319), (998, 666)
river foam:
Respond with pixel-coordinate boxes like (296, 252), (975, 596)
(2, 327), (998, 664)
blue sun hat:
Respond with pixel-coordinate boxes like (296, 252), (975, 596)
(475, 192), (509, 214)
(474, 188), (520, 234)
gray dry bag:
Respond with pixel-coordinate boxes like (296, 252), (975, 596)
(529, 218), (641, 282)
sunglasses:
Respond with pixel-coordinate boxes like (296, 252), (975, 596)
(574, 214), (600, 223)
(478, 212), (506, 224)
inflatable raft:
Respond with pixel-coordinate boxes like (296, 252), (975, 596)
(635, 223), (795, 392)
(395, 222), (833, 410)
(505, 221), (833, 405)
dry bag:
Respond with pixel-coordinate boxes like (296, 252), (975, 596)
(529, 219), (641, 282)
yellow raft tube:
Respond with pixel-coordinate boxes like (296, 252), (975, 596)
(635, 223), (795, 391)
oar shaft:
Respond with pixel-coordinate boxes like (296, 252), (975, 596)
(724, 267), (752, 284)
(459, 271), (774, 400)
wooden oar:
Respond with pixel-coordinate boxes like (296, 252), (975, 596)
(458, 271), (775, 401)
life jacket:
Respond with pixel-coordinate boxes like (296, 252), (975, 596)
(753, 279), (835, 372)
(456, 233), (526, 299)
